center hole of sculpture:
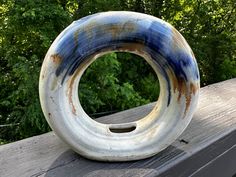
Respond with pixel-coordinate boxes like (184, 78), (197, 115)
(78, 52), (160, 124)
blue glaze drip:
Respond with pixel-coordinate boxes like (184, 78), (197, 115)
(52, 13), (199, 102)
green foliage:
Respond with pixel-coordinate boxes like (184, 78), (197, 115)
(0, 0), (235, 143)
(79, 53), (157, 116)
(0, 0), (72, 141)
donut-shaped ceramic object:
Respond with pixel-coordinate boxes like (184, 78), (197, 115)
(39, 11), (200, 161)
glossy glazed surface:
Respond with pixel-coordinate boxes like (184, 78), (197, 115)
(39, 11), (200, 161)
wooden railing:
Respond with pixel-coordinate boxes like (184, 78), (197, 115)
(1, 78), (236, 177)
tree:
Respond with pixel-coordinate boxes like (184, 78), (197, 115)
(0, 0), (235, 143)
(0, 0), (72, 141)
(79, 52), (159, 117)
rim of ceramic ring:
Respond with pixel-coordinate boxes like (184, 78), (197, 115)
(39, 11), (200, 161)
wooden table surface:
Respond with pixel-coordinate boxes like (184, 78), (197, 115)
(1, 78), (236, 177)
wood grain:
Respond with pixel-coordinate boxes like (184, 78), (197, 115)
(0, 78), (236, 177)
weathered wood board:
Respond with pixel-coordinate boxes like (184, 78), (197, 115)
(0, 78), (236, 177)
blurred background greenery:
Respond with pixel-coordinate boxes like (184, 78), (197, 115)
(0, 0), (235, 144)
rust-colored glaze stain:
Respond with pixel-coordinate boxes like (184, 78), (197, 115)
(104, 24), (123, 38)
(168, 68), (198, 117)
(41, 65), (47, 80)
(66, 56), (94, 115)
(183, 82), (199, 116)
(102, 22), (137, 39)
(68, 77), (76, 115)
(123, 21), (137, 30)
(51, 54), (62, 65)
(68, 81), (76, 115)
(74, 29), (80, 46)
(168, 68), (186, 102)
(184, 82), (199, 116)
(84, 21), (98, 39)
(177, 78), (187, 102)
(171, 27), (188, 52)
(118, 43), (146, 55)
(190, 82), (198, 95)
(168, 68), (179, 94)
(184, 93), (191, 116)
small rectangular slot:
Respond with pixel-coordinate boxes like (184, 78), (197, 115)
(109, 125), (136, 133)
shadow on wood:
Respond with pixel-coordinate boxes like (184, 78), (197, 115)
(41, 146), (183, 177)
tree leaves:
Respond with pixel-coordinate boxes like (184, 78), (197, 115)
(0, 0), (72, 142)
(0, 0), (235, 144)
(78, 52), (157, 117)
